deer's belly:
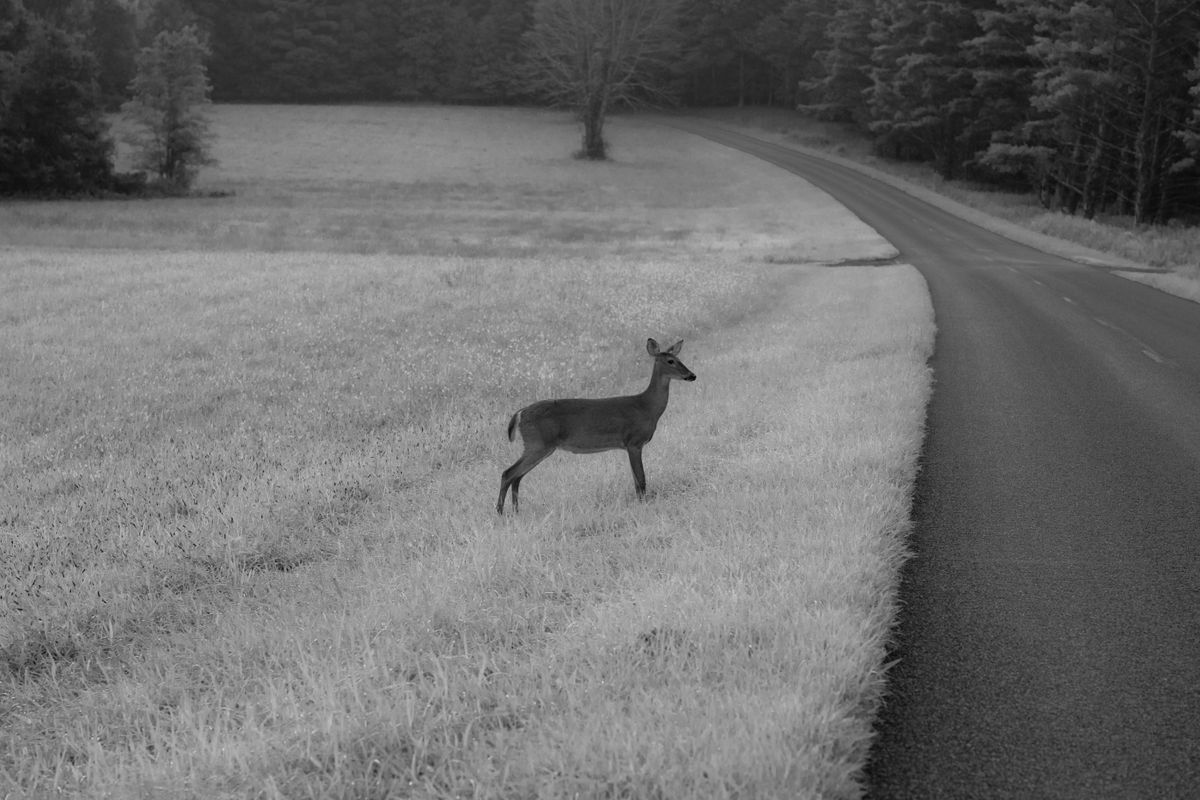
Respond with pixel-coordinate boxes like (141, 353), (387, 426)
(559, 443), (622, 455)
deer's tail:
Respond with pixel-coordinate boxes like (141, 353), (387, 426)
(506, 409), (521, 442)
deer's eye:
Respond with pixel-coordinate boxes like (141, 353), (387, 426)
(666, 359), (676, 365)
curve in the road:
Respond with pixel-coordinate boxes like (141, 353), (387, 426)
(665, 118), (1200, 799)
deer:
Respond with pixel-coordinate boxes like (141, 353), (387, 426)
(497, 338), (697, 514)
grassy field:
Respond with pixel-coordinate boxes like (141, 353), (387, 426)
(1, 106), (932, 798)
(693, 107), (1200, 303)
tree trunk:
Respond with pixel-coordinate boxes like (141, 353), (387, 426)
(738, 52), (745, 107)
(579, 46), (608, 160)
(936, 121), (957, 180)
(1082, 116), (1108, 220)
(1053, 132), (1085, 214)
(1133, 9), (1163, 225)
(580, 103), (606, 159)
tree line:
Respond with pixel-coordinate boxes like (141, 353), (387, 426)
(4, 0), (1200, 224)
(814, 0), (1200, 225)
(2, 0), (215, 195)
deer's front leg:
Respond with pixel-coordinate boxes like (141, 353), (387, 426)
(627, 445), (647, 499)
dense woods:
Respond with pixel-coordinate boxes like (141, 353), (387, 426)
(4, 0), (1200, 222)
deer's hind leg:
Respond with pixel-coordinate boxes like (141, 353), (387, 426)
(498, 444), (556, 514)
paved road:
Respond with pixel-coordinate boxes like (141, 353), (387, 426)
(666, 119), (1200, 798)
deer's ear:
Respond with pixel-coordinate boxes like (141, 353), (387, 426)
(666, 340), (683, 355)
(646, 338), (660, 355)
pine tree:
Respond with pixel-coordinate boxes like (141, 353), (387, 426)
(0, 1), (115, 195)
(805, 0), (876, 122)
(964, 0), (1043, 186)
(1121, 0), (1200, 222)
(753, 0), (831, 107)
(1179, 39), (1200, 176)
(1026, 0), (1200, 221)
(867, 0), (985, 178)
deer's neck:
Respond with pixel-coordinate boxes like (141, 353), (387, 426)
(640, 364), (671, 419)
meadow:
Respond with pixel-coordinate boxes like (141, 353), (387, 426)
(1, 106), (932, 798)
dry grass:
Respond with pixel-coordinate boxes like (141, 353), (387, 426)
(1117, 264), (1200, 302)
(1, 106), (932, 799)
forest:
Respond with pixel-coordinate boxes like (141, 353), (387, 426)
(4, 0), (1200, 223)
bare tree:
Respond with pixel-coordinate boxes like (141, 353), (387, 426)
(523, 0), (681, 160)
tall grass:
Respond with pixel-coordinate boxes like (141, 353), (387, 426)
(1, 249), (773, 657)
(1, 106), (933, 798)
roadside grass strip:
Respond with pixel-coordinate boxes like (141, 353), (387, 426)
(1117, 264), (1200, 304)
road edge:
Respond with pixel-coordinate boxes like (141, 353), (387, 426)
(672, 117), (1163, 273)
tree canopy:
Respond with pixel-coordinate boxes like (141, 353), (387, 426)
(0, 0), (116, 195)
(4, 0), (1200, 220)
(122, 24), (214, 191)
(523, 0), (681, 159)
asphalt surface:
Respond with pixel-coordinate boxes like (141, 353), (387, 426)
(666, 119), (1200, 798)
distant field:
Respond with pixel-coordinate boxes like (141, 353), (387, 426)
(3, 105), (892, 263)
(1, 106), (931, 798)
